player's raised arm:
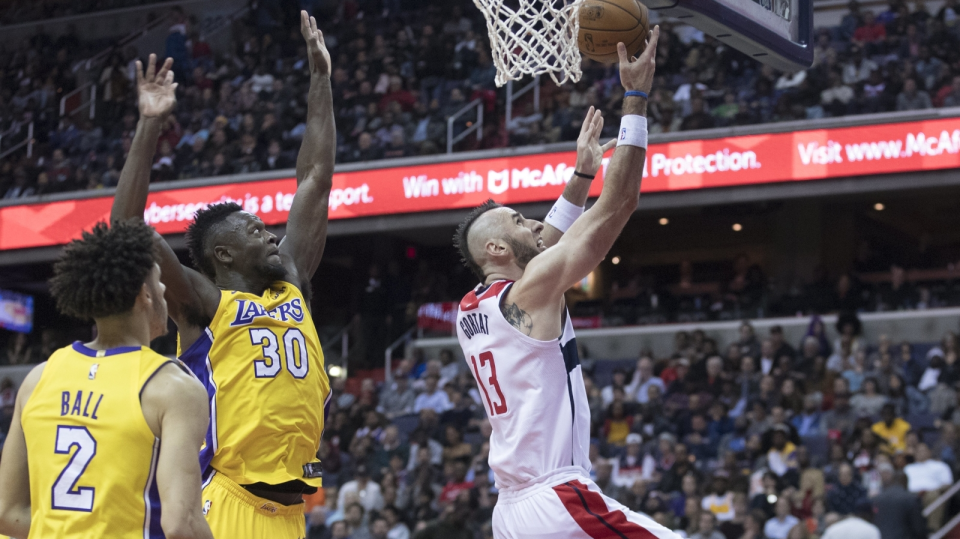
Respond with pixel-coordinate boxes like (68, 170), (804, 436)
(516, 28), (659, 303)
(540, 107), (616, 248)
(0, 364), (45, 538)
(110, 54), (176, 223)
(279, 11), (336, 284)
(141, 364), (214, 539)
(109, 54), (219, 344)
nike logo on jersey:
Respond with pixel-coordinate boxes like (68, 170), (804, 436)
(230, 298), (305, 326)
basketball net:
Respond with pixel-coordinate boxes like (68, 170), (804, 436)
(473, 0), (584, 87)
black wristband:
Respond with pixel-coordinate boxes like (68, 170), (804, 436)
(573, 170), (596, 180)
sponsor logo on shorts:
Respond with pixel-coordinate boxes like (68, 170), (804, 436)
(260, 502), (278, 514)
(202, 500), (211, 516)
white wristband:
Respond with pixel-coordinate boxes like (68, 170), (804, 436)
(617, 115), (648, 149)
(544, 195), (584, 233)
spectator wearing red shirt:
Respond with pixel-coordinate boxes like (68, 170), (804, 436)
(853, 11), (887, 53)
(379, 76), (416, 112)
(438, 461), (474, 507)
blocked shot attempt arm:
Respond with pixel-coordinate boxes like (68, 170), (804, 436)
(109, 55), (219, 343)
(512, 28), (660, 308)
(279, 11), (336, 284)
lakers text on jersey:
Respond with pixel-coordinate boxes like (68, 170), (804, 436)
(179, 281), (331, 488)
(21, 343), (172, 539)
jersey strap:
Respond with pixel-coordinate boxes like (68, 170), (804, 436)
(460, 280), (512, 311)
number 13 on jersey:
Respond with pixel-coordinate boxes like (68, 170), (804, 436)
(470, 351), (508, 416)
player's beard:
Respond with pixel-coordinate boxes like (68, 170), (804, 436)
(506, 237), (540, 269)
(254, 259), (289, 284)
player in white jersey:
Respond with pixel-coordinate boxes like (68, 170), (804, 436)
(454, 30), (680, 539)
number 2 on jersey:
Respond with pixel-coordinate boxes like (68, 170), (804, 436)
(52, 426), (96, 511)
(250, 328), (309, 379)
(471, 351), (507, 416)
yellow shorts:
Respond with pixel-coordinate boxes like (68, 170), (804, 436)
(202, 472), (306, 539)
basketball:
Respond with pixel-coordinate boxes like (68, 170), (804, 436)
(577, 0), (650, 64)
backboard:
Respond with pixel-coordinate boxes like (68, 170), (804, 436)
(645, 0), (813, 71)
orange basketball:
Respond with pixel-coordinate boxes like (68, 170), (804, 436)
(577, 0), (650, 64)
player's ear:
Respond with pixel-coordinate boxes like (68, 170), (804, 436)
(485, 238), (508, 259)
(213, 244), (234, 266)
(136, 281), (153, 310)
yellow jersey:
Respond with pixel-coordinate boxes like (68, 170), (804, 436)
(178, 281), (329, 489)
(21, 342), (173, 539)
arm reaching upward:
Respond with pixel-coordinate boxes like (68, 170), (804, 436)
(506, 28), (660, 339)
(540, 106), (616, 248)
(110, 54), (176, 222)
(279, 11), (336, 285)
(109, 54), (219, 348)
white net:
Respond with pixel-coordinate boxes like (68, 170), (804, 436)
(473, 0), (584, 87)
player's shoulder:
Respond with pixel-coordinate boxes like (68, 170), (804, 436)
(459, 280), (513, 312)
(18, 360), (49, 406)
(141, 360), (207, 406)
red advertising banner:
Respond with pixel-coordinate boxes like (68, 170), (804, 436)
(417, 302), (458, 334)
(1, 117), (958, 252)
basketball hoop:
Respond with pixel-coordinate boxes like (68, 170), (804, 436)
(473, 0), (584, 87)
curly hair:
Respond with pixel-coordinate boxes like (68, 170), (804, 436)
(185, 202), (242, 277)
(49, 220), (156, 320)
(453, 199), (502, 281)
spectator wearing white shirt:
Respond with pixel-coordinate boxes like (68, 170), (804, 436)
(821, 500), (881, 539)
(905, 443), (954, 530)
(764, 497), (800, 539)
(414, 374), (452, 414)
(628, 356), (666, 404)
(601, 369), (630, 407)
(759, 340), (776, 375)
(842, 47), (878, 85)
(691, 512), (726, 539)
(701, 475), (736, 522)
(337, 464), (385, 514)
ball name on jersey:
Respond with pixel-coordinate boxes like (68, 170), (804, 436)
(60, 390), (103, 420)
(459, 312), (490, 339)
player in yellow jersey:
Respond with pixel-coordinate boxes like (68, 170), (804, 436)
(0, 219), (213, 539)
(109, 11), (335, 538)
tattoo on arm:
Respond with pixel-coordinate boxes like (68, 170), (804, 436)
(501, 302), (533, 335)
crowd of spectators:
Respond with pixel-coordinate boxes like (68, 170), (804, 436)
(0, 0), (174, 25)
(291, 317), (960, 539)
(3, 0), (960, 199)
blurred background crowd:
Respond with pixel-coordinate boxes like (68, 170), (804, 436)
(1, 0), (960, 197)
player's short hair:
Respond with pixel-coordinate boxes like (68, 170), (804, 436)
(186, 202), (242, 277)
(453, 199), (502, 281)
(50, 220), (156, 320)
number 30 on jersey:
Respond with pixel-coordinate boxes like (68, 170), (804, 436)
(249, 328), (309, 379)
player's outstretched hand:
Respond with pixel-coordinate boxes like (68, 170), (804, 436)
(575, 106), (617, 176)
(618, 25), (659, 94)
(300, 10), (331, 77)
(135, 54), (177, 119)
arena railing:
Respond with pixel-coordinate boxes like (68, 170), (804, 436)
(0, 121), (34, 160)
(409, 306), (960, 361)
(446, 98), (484, 154)
(504, 75), (541, 134)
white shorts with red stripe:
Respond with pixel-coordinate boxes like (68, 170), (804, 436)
(492, 468), (681, 539)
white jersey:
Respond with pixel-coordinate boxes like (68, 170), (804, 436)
(457, 280), (592, 490)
